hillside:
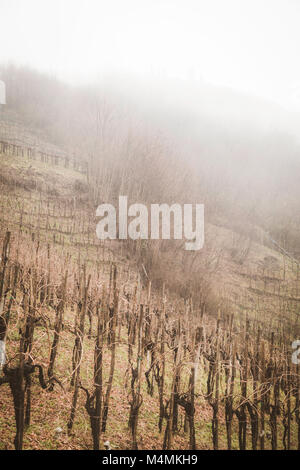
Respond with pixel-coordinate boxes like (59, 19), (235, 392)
(0, 118), (300, 450)
(1, 121), (299, 329)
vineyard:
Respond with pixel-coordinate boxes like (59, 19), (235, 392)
(0, 143), (300, 450)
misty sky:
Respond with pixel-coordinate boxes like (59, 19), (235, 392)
(1, 0), (300, 112)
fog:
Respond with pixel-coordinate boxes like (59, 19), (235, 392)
(2, 0), (300, 135)
(1, 0), (300, 256)
(1, 0), (300, 110)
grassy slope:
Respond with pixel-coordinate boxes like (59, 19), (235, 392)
(0, 143), (299, 450)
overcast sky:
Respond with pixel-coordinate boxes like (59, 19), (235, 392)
(1, 0), (300, 111)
